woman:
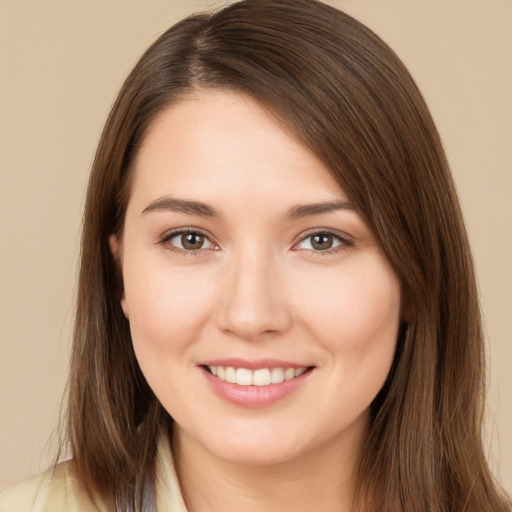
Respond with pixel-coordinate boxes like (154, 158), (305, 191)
(1, 0), (510, 510)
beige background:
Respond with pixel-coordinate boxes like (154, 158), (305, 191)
(1, 0), (511, 492)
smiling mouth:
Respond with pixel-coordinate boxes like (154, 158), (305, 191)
(202, 365), (312, 387)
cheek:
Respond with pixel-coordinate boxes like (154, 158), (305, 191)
(122, 258), (215, 357)
(296, 262), (401, 423)
(295, 259), (401, 364)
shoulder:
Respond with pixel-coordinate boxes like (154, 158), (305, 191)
(0, 460), (111, 512)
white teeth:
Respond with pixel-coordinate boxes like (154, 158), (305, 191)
(253, 368), (271, 386)
(225, 366), (236, 383)
(206, 365), (308, 386)
(284, 368), (295, 381)
(236, 368), (253, 386)
(295, 368), (306, 377)
(270, 367), (284, 384)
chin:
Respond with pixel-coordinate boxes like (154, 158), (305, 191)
(183, 422), (313, 467)
(212, 439), (306, 467)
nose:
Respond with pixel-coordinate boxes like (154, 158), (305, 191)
(214, 249), (292, 341)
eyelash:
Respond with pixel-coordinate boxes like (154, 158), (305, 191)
(158, 228), (353, 256)
(292, 228), (353, 256)
(158, 228), (217, 256)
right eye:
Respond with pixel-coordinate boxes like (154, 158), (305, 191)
(160, 229), (217, 254)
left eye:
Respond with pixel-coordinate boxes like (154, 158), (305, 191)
(295, 232), (344, 251)
(167, 231), (215, 251)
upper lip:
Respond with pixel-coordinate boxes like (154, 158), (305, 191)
(198, 358), (312, 370)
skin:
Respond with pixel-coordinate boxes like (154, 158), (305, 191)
(112, 90), (402, 511)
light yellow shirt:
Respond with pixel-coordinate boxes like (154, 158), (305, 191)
(0, 434), (189, 512)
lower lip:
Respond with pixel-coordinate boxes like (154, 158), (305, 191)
(201, 367), (313, 408)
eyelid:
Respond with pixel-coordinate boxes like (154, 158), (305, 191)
(158, 227), (219, 254)
(292, 228), (353, 252)
(157, 226), (353, 255)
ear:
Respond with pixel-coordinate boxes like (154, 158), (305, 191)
(109, 234), (129, 318)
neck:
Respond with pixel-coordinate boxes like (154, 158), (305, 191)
(172, 415), (368, 512)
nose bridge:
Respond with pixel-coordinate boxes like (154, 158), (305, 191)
(216, 243), (290, 340)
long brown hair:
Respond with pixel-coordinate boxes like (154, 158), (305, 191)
(66, 0), (511, 510)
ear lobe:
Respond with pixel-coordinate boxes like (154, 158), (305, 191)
(109, 235), (129, 318)
(109, 234), (121, 261)
(120, 296), (129, 318)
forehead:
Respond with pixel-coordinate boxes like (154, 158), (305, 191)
(130, 90), (346, 210)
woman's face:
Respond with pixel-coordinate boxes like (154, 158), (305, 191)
(114, 90), (401, 466)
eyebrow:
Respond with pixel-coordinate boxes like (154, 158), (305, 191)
(284, 200), (356, 220)
(141, 197), (218, 217)
(141, 196), (355, 220)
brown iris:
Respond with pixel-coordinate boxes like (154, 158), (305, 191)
(311, 233), (335, 250)
(181, 232), (205, 250)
